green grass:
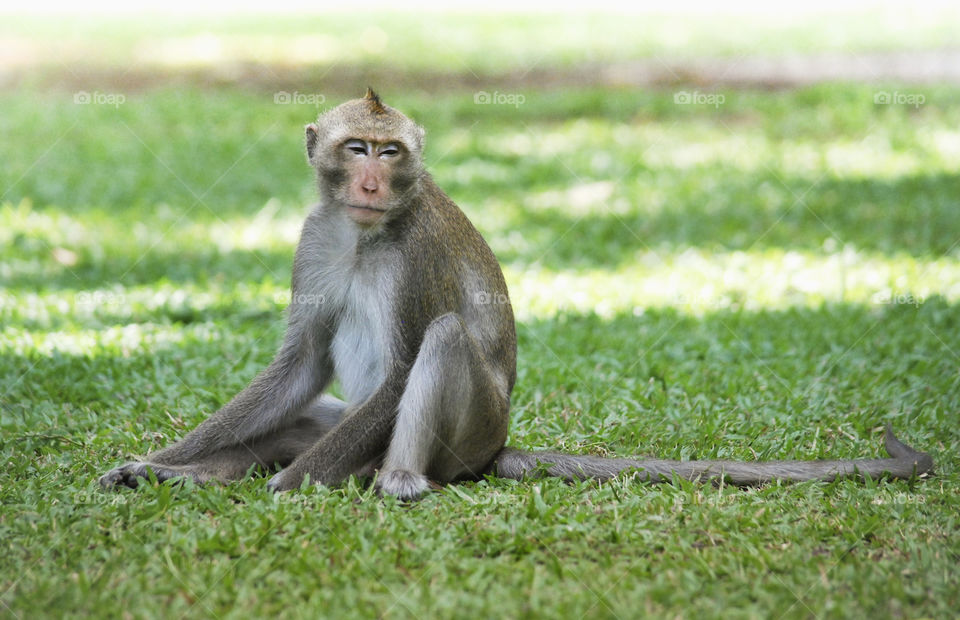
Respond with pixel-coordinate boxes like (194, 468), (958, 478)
(1, 81), (959, 618)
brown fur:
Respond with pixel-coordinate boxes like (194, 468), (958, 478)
(364, 87), (388, 114)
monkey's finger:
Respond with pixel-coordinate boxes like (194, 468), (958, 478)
(98, 468), (124, 489)
(120, 468), (144, 488)
(99, 464), (140, 489)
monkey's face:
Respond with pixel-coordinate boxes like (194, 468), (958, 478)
(306, 91), (426, 227)
(337, 138), (404, 226)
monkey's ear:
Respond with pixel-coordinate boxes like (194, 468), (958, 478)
(305, 123), (320, 163)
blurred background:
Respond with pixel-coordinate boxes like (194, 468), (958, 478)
(2, 1), (959, 323)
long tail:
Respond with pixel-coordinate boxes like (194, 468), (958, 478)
(489, 425), (933, 485)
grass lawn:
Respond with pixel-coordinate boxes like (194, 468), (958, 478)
(1, 45), (959, 619)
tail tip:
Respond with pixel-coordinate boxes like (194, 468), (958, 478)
(883, 424), (934, 476)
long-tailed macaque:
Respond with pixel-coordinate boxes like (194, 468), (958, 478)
(99, 90), (934, 500)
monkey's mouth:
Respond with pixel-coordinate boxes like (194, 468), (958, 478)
(346, 204), (389, 225)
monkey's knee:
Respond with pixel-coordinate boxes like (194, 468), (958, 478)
(376, 469), (430, 501)
(413, 313), (478, 395)
(420, 313), (470, 355)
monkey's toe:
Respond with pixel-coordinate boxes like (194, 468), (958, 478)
(376, 470), (430, 501)
(100, 462), (198, 490)
(266, 470), (297, 493)
(98, 466), (132, 489)
(99, 462), (146, 489)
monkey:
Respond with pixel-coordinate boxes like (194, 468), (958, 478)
(99, 90), (934, 500)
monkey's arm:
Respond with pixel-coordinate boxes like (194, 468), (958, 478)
(265, 365), (409, 492)
(100, 303), (335, 488)
(148, 339), (333, 465)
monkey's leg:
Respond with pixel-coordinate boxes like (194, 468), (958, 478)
(99, 396), (350, 488)
(375, 313), (510, 500)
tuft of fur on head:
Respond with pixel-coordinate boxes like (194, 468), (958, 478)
(364, 87), (387, 115)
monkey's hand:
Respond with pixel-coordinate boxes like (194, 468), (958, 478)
(99, 461), (204, 489)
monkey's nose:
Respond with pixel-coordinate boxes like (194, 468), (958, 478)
(358, 168), (380, 193)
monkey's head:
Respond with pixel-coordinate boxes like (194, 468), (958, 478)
(306, 89), (426, 227)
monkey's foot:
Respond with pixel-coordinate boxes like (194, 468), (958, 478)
(375, 470), (430, 501)
(99, 462), (202, 489)
(265, 469), (301, 493)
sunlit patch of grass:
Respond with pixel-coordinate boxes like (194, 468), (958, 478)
(1, 198), (304, 253)
(506, 248), (960, 320)
(2, 323), (200, 358)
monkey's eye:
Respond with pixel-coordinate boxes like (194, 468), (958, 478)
(345, 140), (368, 156)
(379, 143), (401, 158)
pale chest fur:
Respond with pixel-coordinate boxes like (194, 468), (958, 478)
(302, 217), (395, 405)
(330, 271), (393, 404)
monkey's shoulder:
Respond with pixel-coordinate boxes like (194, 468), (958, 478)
(408, 183), (495, 261)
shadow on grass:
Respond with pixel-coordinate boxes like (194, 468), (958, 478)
(1, 244), (294, 292)
(483, 170), (960, 269)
